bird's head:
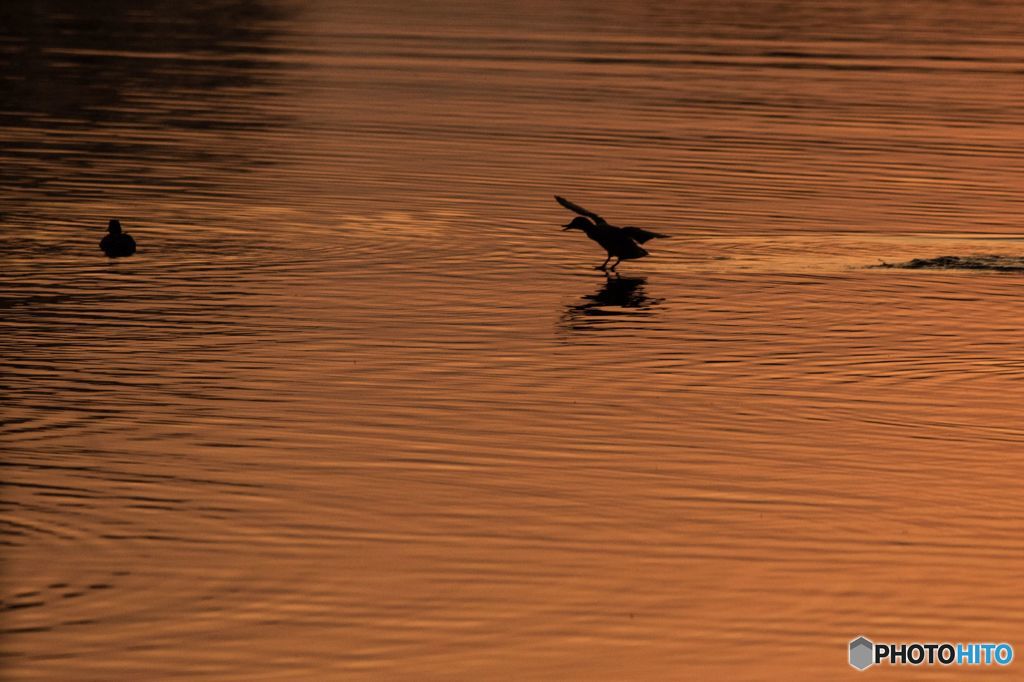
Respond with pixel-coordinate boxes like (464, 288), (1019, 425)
(562, 216), (592, 231)
(107, 219), (122, 235)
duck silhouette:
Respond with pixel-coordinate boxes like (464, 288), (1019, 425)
(556, 195), (668, 271)
(100, 219), (136, 257)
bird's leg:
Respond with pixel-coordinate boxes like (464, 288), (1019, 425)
(594, 255), (611, 270)
(609, 257), (621, 272)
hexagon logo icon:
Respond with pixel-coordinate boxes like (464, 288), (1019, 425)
(849, 636), (874, 670)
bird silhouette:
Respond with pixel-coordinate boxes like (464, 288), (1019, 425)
(556, 195), (668, 271)
(100, 219), (136, 257)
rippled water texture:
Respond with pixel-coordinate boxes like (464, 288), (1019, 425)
(3, 1), (1024, 679)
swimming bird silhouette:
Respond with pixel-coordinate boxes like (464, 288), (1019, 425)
(100, 219), (136, 257)
(555, 195), (668, 271)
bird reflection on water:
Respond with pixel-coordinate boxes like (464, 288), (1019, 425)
(561, 274), (665, 332)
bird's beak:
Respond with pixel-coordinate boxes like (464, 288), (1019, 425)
(561, 223), (574, 230)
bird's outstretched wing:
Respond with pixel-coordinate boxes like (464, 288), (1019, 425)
(554, 195), (607, 224)
(621, 226), (669, 244)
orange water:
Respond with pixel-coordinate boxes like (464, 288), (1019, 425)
(3, 1), (1024, 679)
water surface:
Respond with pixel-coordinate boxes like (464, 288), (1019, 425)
(3, 1), (1024, 678)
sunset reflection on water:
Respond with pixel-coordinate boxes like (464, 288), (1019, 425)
(3, 1), (1024, 679)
